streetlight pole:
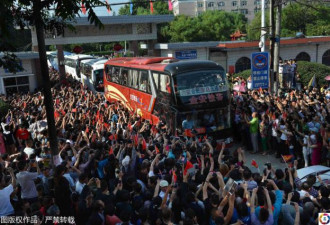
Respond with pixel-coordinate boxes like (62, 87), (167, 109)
(269, 0), (275, 94)
(274, 0), (282, 95)
(260, 0), (266, 52)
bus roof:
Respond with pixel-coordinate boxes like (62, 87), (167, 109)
(105, 57), (224, 75)
(65, 54), (94, 60)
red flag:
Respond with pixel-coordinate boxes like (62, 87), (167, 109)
(72, 108), (77, 113)
(150, 0), (154, 14)
(85, 126), (89, 133)
(54, 111), (60, 119)
(109, 134), (114, 141)
(96, 110), (100, 120)
(23, 102), (27, 108)
(114, 134), (118, 140)
(142, 137), (147, 151)
(184, 161), (193, 176)
(172, 169), (177, 183)
(81, 0), (86, 14)
(104, 123), (109, 129)
(165, 145), (170, 151)
(251, 159), (258, 168)
(55, 98), (59, 105)
(155, 145), (160, 154)
(282, 155), (293, 162)
(105, 0), (111, 14)
(128, 123), (132, 131)
(60, 109), (66, 116)
(185, 129), (193, 137)
(259, 87), (262, 93)
(109, 146), (114, 155)
(134, 135), (138, 146)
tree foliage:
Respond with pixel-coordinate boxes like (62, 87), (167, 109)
(247, 1), (330, 40)
(119, 0), (172, 15)
(162, 11), (247, 42)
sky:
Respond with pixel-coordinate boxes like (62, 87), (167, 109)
(78, 0), (124, 17)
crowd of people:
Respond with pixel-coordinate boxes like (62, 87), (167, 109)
(0, 68), (329, 225)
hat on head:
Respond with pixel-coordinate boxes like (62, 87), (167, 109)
(159, 180), (169, 188)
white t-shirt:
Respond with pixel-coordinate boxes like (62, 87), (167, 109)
(16, 171), (38, 199)
(271, 119), (279, 137)
(24, 147), (35, 158)
(280, 125), (287, 141)
(75, 181), (85, 194)
(0, 184), (15, 216)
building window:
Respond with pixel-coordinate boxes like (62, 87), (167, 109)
(232, 1), (237, 6)
(218, 1), (225, 6)
(231, 9), (238, 13)
(208, 2), (214, 7)
(3, 76), (30, 95)
(198, 2), (203, 7)
(254, 0), (260, 5)
(197, 11), (203, 16)
(240, 9), (248, 14)
(254, 7), (260, 13)
(241, 1), (247, 6)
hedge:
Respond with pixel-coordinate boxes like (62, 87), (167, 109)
(233, 61), (330, 87)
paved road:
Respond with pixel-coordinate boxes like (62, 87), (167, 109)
(228, 143), (286, 173)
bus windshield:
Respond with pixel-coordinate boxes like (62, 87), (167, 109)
(174, 70), (227, 105)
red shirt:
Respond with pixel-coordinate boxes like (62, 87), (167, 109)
(16, 128), (29, 140)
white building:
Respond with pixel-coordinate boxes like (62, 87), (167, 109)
(0, 52), (40, 96)
(173, 0), (267, 20)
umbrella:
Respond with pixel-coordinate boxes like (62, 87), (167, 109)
(325, 75), (330, 81)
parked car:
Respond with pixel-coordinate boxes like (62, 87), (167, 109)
(297, 165), (330, 187)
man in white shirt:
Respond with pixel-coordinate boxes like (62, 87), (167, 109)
(0, 167), (16, 216)
(23, 139), (35, 159)
(16, 160), (40, 203)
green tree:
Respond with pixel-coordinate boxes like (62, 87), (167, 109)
(247, 12), (269, 41)
(0, 0), (106, 163)
(281, 2), (330, 36)
(164, 11), (247, 42)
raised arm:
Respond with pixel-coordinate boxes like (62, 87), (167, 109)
(264, 188), (273, 215)
(250, 187), (258, 213)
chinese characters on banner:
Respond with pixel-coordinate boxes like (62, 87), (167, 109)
(188, 93), (224, 105)
(251, 52), (269, 89)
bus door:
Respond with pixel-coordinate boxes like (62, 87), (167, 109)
(151, 72), (176, 132)
(127, 70), (153, 121)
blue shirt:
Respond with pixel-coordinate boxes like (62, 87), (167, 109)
(255, 190), (283, 225)
(182, 119), (194, 130)
(97, 158), (109, 179)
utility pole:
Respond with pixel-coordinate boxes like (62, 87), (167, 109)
(269, 0), (275, 94)
(274, 0), (282, 95)
(260, 0), (266, 52)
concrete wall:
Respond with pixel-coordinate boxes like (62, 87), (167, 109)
(159, 41), (330, 73)
(0, 58), (38, 95)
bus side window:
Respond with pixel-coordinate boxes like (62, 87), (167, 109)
(112, 67), (120, 84)
(120, 68), (128, 86)
(129, 70), (139, 89)
(152, 73), (159, 90)
(139, 71), (150, 93)
(160, 74), (171, 94)
(106, 65), (112, 82)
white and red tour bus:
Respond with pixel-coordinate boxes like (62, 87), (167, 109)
(104, 57), (231, 140)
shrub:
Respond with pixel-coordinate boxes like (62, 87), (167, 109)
(232, 61), (330, 87)
(233, 69), (251, 80)
(296, 61), (330, 87)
